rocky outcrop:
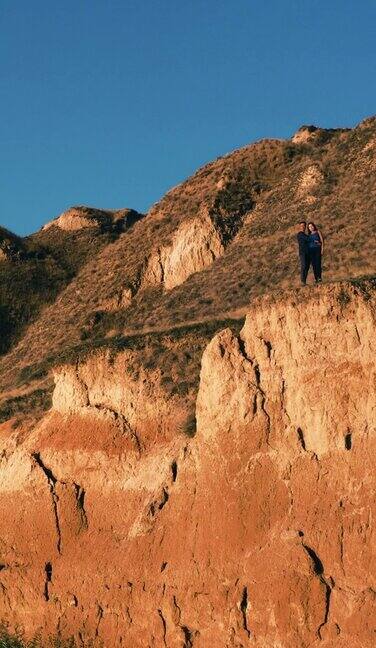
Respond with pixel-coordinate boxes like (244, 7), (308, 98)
(291, 124), (349, 146)
(296, 164), (324, 202)
(195, 283), (376, 646)
(52, 350), (190, 450)
(42, 207), (102, 232)
(141, 207), (224, 291)
(141, 187), (253, 293)
(42, 206), (143, 233)
(0, 282), (375, 647)
(291, 124), (319, 144)
(197, 284), (375, 459)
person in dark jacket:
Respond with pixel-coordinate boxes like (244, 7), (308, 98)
(307, 221), (324, 283)
(296, 221), (310, 285)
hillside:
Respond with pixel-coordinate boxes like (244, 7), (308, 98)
(0, 117), (375, 647)
(0, 116), (375, 412)
(0, 207), (143, 357)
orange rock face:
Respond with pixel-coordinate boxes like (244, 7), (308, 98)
(0, 283), (375, 647)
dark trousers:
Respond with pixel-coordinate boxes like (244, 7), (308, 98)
(299, 253), (310, 283)
(310, 248), (322, 281)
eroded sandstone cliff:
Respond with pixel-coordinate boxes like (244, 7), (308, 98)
(0, 281), (375, 647)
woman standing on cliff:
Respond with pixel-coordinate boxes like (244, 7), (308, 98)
(307, 221), (324, 283)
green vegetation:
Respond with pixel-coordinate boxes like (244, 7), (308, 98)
(0, 387), (52, 424)
(0, 628), (76, 648)
(337, 287), (351, 307)
(182, 412), (197, 438)
(212, 169), (255, 242)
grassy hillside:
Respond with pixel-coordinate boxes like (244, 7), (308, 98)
(0, 208), (143, 354)
(0, 116), (375, 413)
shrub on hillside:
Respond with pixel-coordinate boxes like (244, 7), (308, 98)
(0, 627), (77, 648)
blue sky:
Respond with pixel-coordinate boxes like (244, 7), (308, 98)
(1, 1), (375, 236)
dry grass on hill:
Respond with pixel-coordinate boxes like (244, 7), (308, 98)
(0, 209), (143, 354)
(0, 117), (375, 411)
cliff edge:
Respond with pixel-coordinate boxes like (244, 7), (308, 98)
(0, 280), (375, 647)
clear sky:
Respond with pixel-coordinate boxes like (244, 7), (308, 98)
(1, 1), (375, 236)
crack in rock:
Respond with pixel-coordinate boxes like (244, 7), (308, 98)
(236, 334), (272, 442)
(240, 586), (251, 639)
(253, 363), (271, 442)
(297, 427), (306, 451)
(158, 609), (167, 646)
(171, 460), (178, 483)
(181, 625), (195, 648)
(102, 408), (143, 455)
(149, 488), (169, 518)
(344, 431), (352, 450)
(32, 452), (88, 552)
(73, 483), (88, 531)
(301, 540), (333, 638)
(32, 453), (62, 554)
(95, 604), (104, 638)
(44, 561), (52, 601)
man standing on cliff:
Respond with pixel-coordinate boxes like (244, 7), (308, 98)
(297, 221), (309, 285)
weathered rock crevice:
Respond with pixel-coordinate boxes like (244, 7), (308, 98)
(301, 541), (333, 639)
(297, 427), (306, 451)
(73, 483), (88, 531)
(32, 452), (62, 554)
(239, 586), (251, 639)
(149, 487), (169, 519)
(31, 452), (88, 554)
(43, 562), (53, 602)
(171, 460), (178, 483)
(158, 608), (167, 646)
(181, 625), (195, 648)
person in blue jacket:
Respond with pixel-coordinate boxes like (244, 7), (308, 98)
(307, 221), (324, 283)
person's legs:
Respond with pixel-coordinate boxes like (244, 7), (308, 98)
(304, 252), (310, 282)
(311, 249), (322, 282)
(299, 254), (307, 284)
(300, 253), (310, 284)
(317, 250), (322, 281)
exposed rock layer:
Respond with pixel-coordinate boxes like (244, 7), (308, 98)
(0, 282), (375, 647)
(42, 207), (143, 233)
(141, 208), (225, 291)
